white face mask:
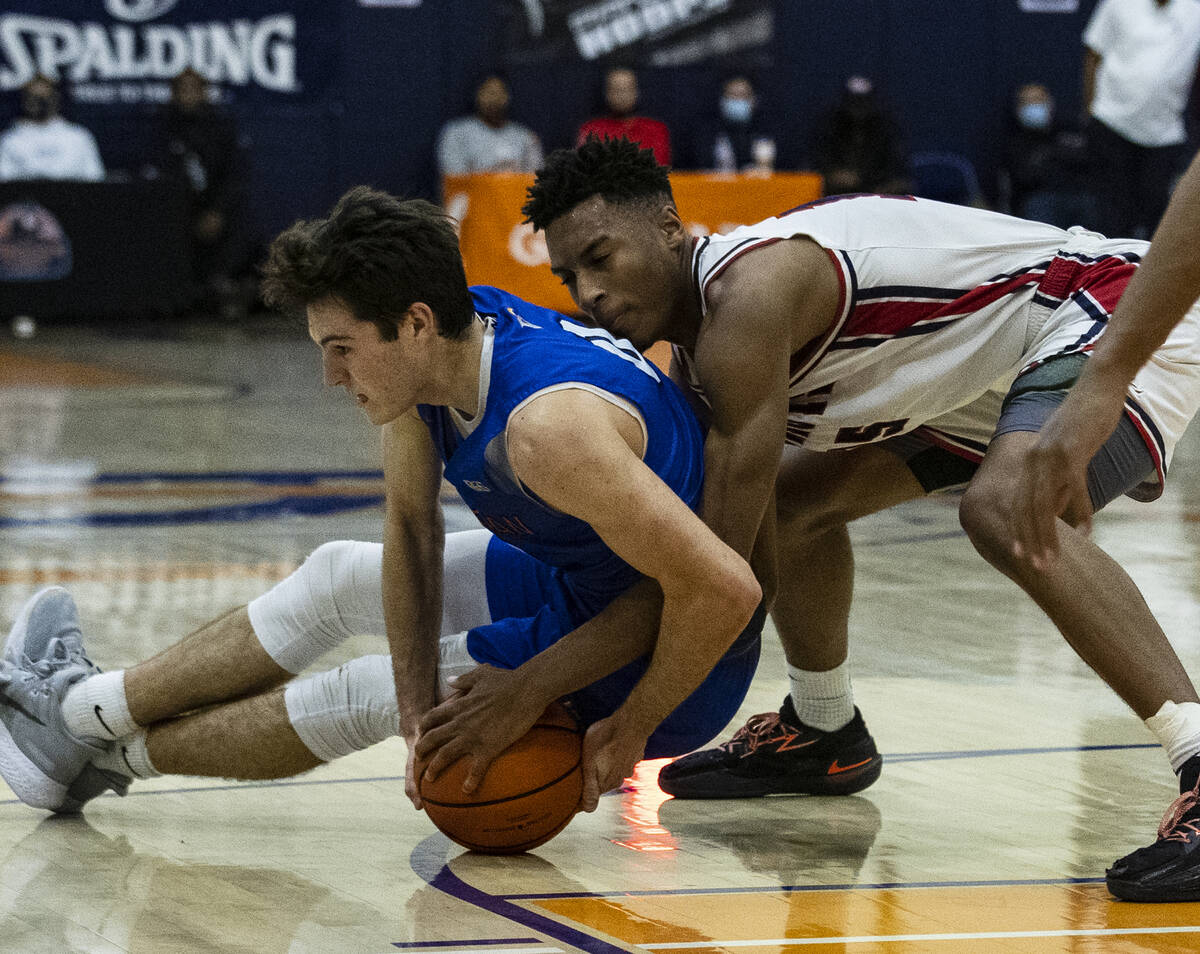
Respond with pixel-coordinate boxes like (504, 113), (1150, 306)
(720, 97), (753, 125)
(1018, 101), (1051, 131)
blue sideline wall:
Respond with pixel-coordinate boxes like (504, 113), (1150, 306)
(1, 1), (1102, 256)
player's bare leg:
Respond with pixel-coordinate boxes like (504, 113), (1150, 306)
(125, 606), (292, 727)
(960, 428), (1200, 902)
(659, 444), (924, 798)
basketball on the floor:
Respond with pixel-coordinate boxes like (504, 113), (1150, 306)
(419, 703), (584, 854)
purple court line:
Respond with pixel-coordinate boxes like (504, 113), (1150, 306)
(409, 835), (634, 954)
(0, 742), (1161, 807)
(392, 940), (541, 948)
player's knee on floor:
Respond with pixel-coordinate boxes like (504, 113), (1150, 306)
(283, 654), (398, 762)
(248, 540), (385, 674)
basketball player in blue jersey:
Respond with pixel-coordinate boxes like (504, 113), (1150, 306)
(0, 187), (760, 821)
(523, 137), (1200, 901)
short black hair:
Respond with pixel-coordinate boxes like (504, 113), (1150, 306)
(261, 186), (474, 340)
(522, 135), (673, 232)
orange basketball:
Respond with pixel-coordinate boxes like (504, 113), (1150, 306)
(419, 704), (584, 854)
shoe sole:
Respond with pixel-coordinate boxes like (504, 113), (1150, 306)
(0, 717), (68, 812)
(662, 754), (883, 799)
(1107, 877), (1200, 903)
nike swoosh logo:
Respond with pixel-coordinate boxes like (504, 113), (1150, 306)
(0, 687), (45, 727)
(94, 705), (114, 737)
(828, 757), (873, 774)
(120, 746), (139, 779)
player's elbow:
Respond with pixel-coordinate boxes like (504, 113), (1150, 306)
(709, 558), (762, 645)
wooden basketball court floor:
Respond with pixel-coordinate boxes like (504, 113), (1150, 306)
(3, 321), (1200, 953)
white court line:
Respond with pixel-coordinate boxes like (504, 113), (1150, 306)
(642, 925), (1200, 948)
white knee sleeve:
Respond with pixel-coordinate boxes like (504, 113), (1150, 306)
(441, 529), (494, 634)
(284, 635), (482, 763)
(248, 541), (386, 674)
(284, 654), (399, 762)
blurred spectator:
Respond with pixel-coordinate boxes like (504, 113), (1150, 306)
(156, 68), (249, 317)
(811, 75), (910, 196)
(998, 82), (1099, 229)
(689, 74), (777, 174)
(577, 67), (671, 166)
(436, 73), (543, 177)
(0, 75), (104, 182)
(1083, 0), (1200, 238)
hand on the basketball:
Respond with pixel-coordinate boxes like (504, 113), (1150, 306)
(580, 716), (646, 812)
(415, 664), (547, 794)
(404, 731), (424, 810)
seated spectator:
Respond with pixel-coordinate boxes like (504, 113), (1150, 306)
(811, 75), (910, 195)
(0, 75), (104, 182)
(155, 68), (249, 318)
(577, 67), (671, 166)
(689, 74), (777, 174)
(436, 73), (543, 177)
(998, 82), (1099, 230)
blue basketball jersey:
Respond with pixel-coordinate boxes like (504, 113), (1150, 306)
(417, 286), (704, 614)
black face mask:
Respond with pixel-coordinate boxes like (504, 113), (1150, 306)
(21, 94), (53, 121)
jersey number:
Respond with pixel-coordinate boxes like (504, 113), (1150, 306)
(558, 318), (661, 382)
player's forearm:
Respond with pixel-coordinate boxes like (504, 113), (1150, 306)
(516, 580), (663, 702)
(382, 512), (445, 730)
(614, 563), (760, 736)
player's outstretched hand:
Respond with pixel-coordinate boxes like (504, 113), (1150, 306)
(1011, 377), (1126, 570)
(414, 664), (549, 796)
(579, 715), (647, 813)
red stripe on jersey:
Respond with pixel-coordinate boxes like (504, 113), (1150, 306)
(843, 273), (1041, 339)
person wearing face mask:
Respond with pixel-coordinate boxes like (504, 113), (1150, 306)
(689, 74), (778, 174)
(997, 82), (1098, 230)
(0, 75), (104, 182)
(811, 75), (910, 196)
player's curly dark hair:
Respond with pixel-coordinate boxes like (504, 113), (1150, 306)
(261, 186), (475, 340)
(521, 135), (674, 232)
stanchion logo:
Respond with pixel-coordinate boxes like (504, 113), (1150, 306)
(0, 202), (72, 281)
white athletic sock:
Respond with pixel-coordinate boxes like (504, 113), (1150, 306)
(61, 670), (138, 742)
(788, 661), (855, 733)
(1146, 700), (1200, 773)
(94, 730), (161, 780)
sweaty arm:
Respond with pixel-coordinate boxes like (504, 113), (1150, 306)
(1012, 148), (1200, 567)
(508, 387), (761, 804)
(380, 411), (447, 805)
(691, 239), (841, 572)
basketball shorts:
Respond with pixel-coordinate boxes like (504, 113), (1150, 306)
(882, 352), (1154, 513)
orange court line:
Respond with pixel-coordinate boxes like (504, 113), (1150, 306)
(0, 348), (162, 388)
(533, 883), (1200, 952)
(0, 562), (300, 586)
(0, 480), (384, 504)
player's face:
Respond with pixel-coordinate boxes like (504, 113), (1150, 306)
(307, 297), (421, 425)
(544, 196), (686, 351)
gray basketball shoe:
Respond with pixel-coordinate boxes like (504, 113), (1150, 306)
(0, 588), (127, 813)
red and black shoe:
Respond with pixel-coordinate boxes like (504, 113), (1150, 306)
(657, 695), (882, 799)
(1107, 757), (1200, 902)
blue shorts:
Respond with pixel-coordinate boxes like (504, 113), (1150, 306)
(464, 536), (761, 758)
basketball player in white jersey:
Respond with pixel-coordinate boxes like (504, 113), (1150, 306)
(522, 136), (1200, 902)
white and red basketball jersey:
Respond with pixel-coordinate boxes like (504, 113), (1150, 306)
(672, 194), (1200, 495)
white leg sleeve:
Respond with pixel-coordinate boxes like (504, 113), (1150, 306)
(248, 541), (386, 674)
(249, 531), (494, 678)
(284, 634), (481, 763)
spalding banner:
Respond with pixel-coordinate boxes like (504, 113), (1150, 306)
(0, 0), (336, 105)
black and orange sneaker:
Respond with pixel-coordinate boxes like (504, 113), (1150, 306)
(657, 695), (881, 799)
(1107, 757), (1200, 902)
